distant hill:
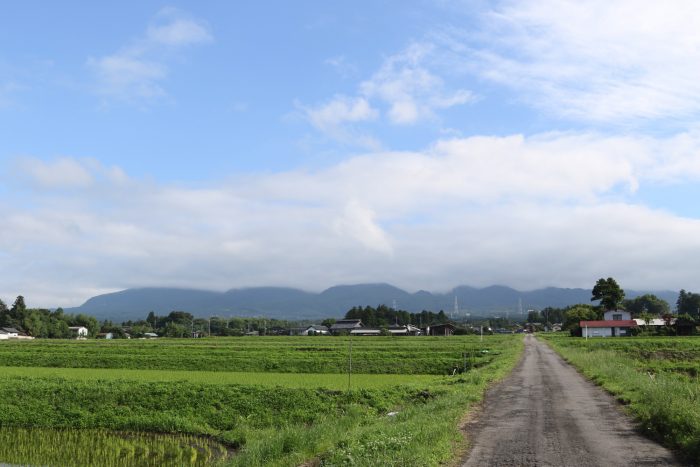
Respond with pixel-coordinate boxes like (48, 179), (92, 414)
(64, 284), (680, 322)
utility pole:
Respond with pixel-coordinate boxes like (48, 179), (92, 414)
(347, 334), (353, 391)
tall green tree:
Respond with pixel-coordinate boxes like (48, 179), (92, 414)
(563, 305), (599, 331)
(591, 277), (625, 311)
(623, 294), (670, 317)
(677, 290), (700, 318)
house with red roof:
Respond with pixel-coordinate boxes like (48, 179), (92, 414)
(580, 310), (637, 337)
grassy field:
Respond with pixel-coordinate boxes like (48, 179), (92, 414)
(0, 366), (442, 390)
(541, 334), (700, 462)
(0, 335), (524, 466)
(0, 336), (503, 374)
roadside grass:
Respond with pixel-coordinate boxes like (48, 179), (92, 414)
(541, 335), (700, 462)
(0, 335), (524, 466)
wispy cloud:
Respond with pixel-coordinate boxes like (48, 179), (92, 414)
(87, 8), (212, 105)
(6, 129), (700, 306)
(450, 0), (700, 123)
(360, 43), (474, 125)
(300, 42), (474, 145)
(324, 55), (358, 78)
(12, 157), (128, 190)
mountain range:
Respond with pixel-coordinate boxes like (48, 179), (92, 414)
(64, 284), (679, 322)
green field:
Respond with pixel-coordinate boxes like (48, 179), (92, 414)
(0, 336), (502, 374)
(541, 334), (700, 462)
(0, 335), (524, 466)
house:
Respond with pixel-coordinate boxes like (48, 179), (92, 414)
(143, 332), (158, 338)
(424, 323), (456, 336)
(1, 327), (20, 338)
(580, 310), (637, 337)
(0, 330), (8, 340)
(330, 319), (364, 335)
(96, 332), (113, 339)
(304, 324), (330, 335)
(68, 326), (89, 339)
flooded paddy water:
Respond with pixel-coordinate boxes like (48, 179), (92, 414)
(0, 427), (231, 466)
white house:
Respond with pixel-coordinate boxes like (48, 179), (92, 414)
(581, 310), (637, 337)
(303, 325), (330, 335)
(0, 330), (9, 340)
(68, 326), (89, 338)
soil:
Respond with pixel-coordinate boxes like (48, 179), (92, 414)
(461, 334), (684, 467)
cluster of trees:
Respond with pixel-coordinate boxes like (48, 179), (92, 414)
(0, 296), (99, 338)
(135, 311), (296, 337)
(676, 290), (700, 317)
(343, 305), (449, 328)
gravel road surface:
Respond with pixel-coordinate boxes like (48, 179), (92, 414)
(462, 334), (682, 466)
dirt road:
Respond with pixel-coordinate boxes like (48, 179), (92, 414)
(462, 334), (682, 466)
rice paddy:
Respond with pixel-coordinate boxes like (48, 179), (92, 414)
(0, 335), (524, 466)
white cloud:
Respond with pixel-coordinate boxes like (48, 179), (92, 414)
(298, 95), (381, 149)
(332, 200), (393, 254)
(6, 129), (700, 306)
(88, 55), (167, 101)
(454, 0), (700, 123)
(147, 16), (212, 46)
(88, 9), (212, 104)
(12, 157), (129, 190)
(360, 43), (474, 124)
(14, 157), (94, 189)
(302, 95), (378, 131)
(300, 42), (474, 145)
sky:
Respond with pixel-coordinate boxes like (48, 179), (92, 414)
(2, 0), (700, 307)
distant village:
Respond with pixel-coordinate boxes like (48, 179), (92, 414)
(1, 279), (698, 339)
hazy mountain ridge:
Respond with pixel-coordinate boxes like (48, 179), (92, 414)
(65, 284), (679, 322)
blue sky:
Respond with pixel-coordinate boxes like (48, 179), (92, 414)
(2, 1), (700, 307)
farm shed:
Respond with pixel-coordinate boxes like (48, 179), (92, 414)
(424, 323), (456, 336)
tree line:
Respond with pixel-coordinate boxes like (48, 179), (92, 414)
(343, 304), (449, 327)
(0, 296), (99, 338)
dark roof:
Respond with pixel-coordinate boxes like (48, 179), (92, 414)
(330, 319), (363, 330)
(580, 320), (638, 328)
(1, 327), (19, 333)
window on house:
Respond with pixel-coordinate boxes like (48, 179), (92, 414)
(612, 314), (622, 321)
